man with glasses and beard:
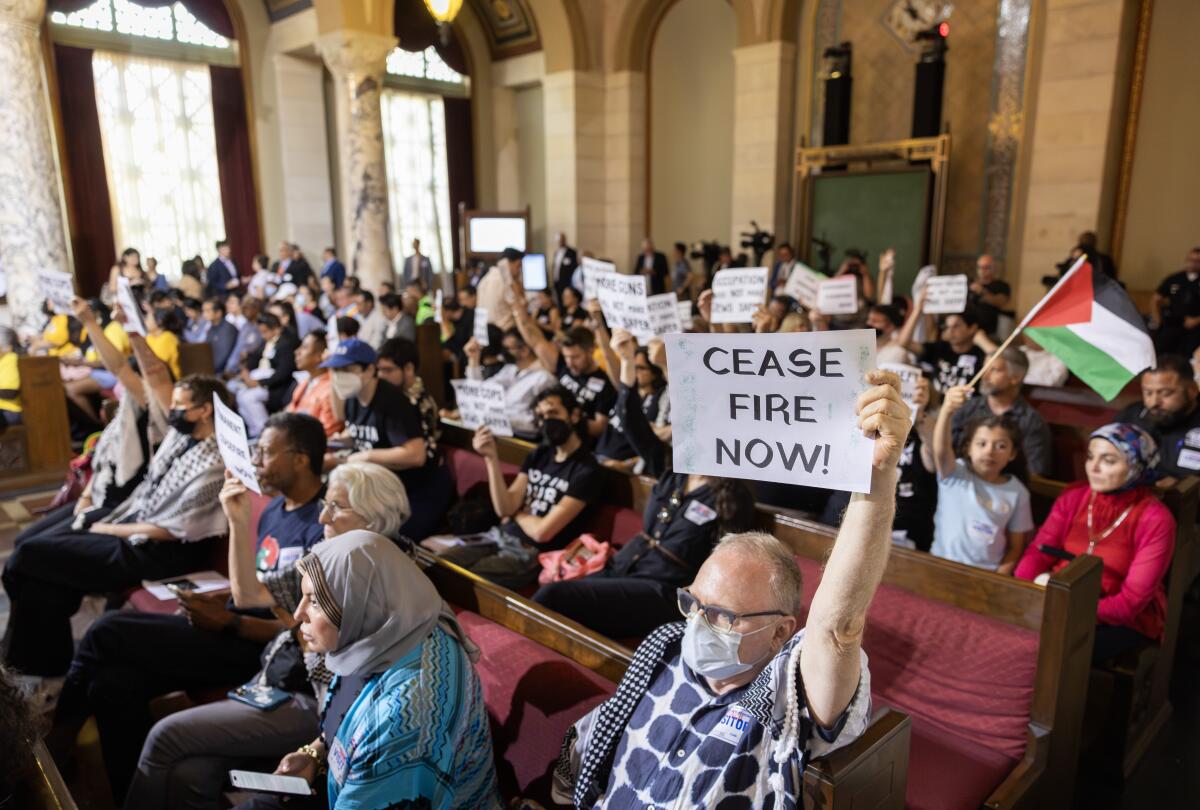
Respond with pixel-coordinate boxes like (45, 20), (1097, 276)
(1116, 354), (1200, 479)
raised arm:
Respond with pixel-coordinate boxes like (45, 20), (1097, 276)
(933, 385), (970, 478)
(590, 300), (621, 388)
(801, 369), (910, 727)
(511, 280), (560, 372)
(472, 426), (525, 517)
(218, 472), (275, 608)
(893, 287), (927, 353)
(128, 333), (174, 414)
(610, 329), (667, 476)
(71, 297), (145, 406)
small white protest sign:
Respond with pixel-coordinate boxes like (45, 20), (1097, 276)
(473, 306), (490, 347)
(782, 262), (824, 309)
(38, 269), (76, 315)
(816, 276), (859, 315)
(433, 289), (443, 324)
(451, 379), (513, 437)
(666, 330), (877, 493)
(923, 274), (969, 315)
(212, 395), (262, 494)
(879, 362), (923, 422)
(117, 276), (147, 336)
(710, 267), (769, 324)
(646, 292), (683, 336)
(595, 271), (652, 339)
(582, 257), (616, 302)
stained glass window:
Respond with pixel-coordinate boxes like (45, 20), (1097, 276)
(386, 47), (463, 84)
(50, 0), (230, 50)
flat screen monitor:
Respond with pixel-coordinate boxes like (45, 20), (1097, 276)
(522, 253), (547, 291)
(468, 217), (527, 254)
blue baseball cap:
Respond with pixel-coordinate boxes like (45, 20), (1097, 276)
(320, 338), (377, 369)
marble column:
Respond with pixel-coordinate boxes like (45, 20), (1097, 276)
(0, 0), (71, 338)
(316, 30), (396, 293)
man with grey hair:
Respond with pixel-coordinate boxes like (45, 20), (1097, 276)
(951, 346), (1052, 476)
(554, 370), (912, 808)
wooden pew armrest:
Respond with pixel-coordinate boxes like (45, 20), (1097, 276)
(804, 708), (911, 810)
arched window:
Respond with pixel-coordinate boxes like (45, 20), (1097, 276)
(50, 0), (231, 50)
(381, 46), (465, 277)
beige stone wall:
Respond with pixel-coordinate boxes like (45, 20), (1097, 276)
(1118, 0), (1200, 291)
(1013, 0), (1139, 315)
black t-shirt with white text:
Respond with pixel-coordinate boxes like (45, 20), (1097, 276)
(555, 356), (618, 419)
(1156, 271), (1200, 327)
(594, 387), (665, 461)
(504, 443), (600, 550)
(344, 379), (434, 489)
(919, 342), (986, 392)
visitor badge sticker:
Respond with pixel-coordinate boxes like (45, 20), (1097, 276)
(666, 330), (876, 493)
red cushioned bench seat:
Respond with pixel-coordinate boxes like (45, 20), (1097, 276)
(445, 445), (519, 497)
(794, 555), (1037, 809)
(456, 609), (616, 802)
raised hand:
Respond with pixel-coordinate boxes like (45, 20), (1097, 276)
(855, 369), (913, 470)
(609, 328), (637, 362)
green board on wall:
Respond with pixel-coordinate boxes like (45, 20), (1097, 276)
(805, 168), (932, 297)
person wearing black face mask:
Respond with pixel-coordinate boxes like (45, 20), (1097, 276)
(428, 386), (601, 589)
(2, 337), (230, 696)
(1116, 354), (1200, 479)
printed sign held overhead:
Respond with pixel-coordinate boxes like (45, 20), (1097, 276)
(595, 271), (652, 339)
(782, 262), (824, 309)
(473, 307), (490, 347)
(646, 292), (683, 336)
(117, 276), (147, 336)
(213, 395), (262, 494)
(710, 267), (769, 324)
(923, 275), (969, 315)
(816, 276), (858, 315)
(582, 258), (616, 302)
(451, 379), (513, 437)
(38, 269), (76, 315)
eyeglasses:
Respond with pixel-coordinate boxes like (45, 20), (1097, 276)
(318, 499), (355, 517)
(676, 588), (786, 635)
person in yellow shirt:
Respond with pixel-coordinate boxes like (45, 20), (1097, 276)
(0, 327), (21, 425)
(145, 309), (183, 380)
(63, 301), (133, 423)
(30, 307), (82, 358)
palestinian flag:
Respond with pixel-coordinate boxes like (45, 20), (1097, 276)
(1021, 256), (1154, 401)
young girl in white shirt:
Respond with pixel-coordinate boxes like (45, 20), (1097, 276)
(930, 385), (1034, 573)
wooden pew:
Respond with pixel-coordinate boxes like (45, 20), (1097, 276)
(178, 341), (214, 378)
(415, 548), (912, 809)
(0, 356), (72, 491)
(770, 514), (1100, 809)
(415, 320), (445, 409)
(18, 740), (79, 809)
(1027, 474), (1199, 779)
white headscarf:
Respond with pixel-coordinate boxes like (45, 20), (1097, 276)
(297, 530), (476, 676)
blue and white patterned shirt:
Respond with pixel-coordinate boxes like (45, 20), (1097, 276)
(561, 629), (871, 809)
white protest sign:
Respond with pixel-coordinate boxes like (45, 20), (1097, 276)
(646, 292), (683, 336)
(212, 395), (262, 494)
(473, 306), (490, 347)
(117, 276), (147, 336)
(782, 262), (824, 309)
(879, 362), (923, 422)
(816, 276), (858, 315)
(677, 300), (694, 330)
(451, 379), (513, 437)
(911, 265), (937, 343)
(710, 267), (769, 324)
(433, 289), (443, 323)
(582, 258), (616, 302)
(595, 271), (652, 339)
(923, 274), (969, 315)
(666, 330), (877, 492)
(38, 269), (76, 315)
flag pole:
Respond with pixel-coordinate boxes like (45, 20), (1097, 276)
(964, 254), (1089, 390)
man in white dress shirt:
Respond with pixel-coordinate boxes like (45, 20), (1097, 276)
(463, 328), (555, 436)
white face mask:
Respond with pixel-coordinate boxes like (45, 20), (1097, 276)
(681, 614), (777, 680)
(331, 370), (363, 400)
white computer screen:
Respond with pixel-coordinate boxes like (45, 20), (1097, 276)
(522, 253), (547, 290)
(468, 217), (527, 254)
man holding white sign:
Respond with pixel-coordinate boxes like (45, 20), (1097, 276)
(710, 267), (769, 325)
(555, 353), (914, 807)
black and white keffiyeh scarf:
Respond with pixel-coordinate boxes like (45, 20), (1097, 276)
(107, 430), (226, 540)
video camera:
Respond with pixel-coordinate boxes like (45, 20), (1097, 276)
(689, 240), (722, 273)
(739, 221), (775, 266)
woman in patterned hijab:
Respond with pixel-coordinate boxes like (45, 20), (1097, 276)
(1015, 422), (1176, 664)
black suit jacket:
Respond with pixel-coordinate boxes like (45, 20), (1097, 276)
(552, 247), (579, 295)
(632, 251), (669, 295)
(246, 330), (299, 411)
(207, 319), (240, 374)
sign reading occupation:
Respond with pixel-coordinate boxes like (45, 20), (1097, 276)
(646, 292), (683, 336)
(923, 274), (969, 315)
(595, 271), (652, 339)
(450, 379), (513, 436)
(38, 269), (76, 315)
(816, 276), (858, 315)
(582, 257), (616, 302)
(213, 394), (262, 494)
(710, 267), (769, 324)
(116, 276), (147, 336)
(473, 306), (490, 347)
(782, 262), (824, 309)
(666, 330), (877, 493)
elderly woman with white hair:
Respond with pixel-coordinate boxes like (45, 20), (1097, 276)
(122, 462), (412, 810)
